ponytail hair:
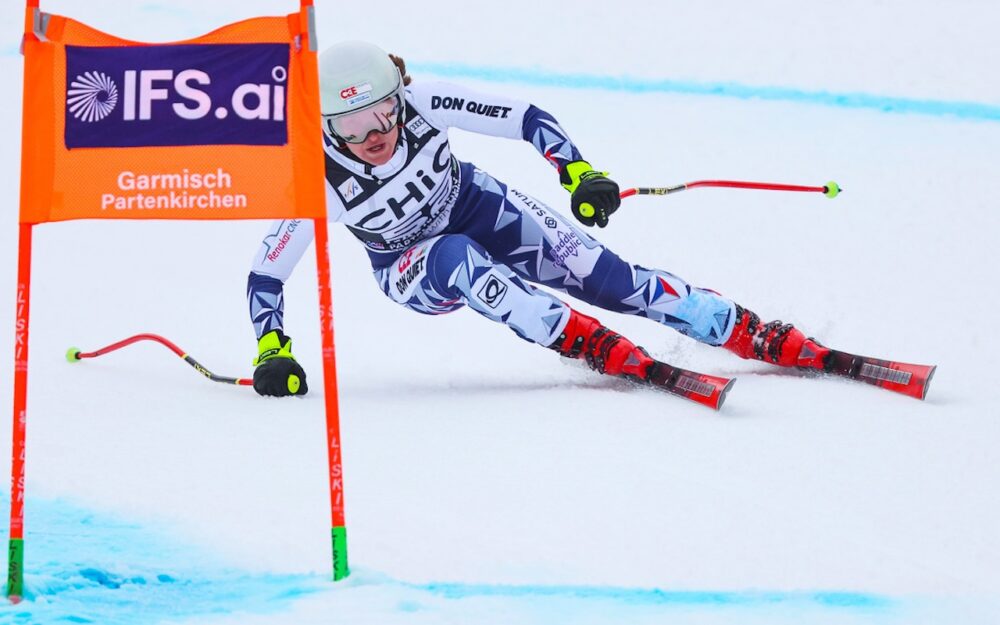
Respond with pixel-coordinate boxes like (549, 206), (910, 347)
(388, 54), (412, 86)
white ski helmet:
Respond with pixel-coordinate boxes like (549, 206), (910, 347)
(319, 41), (405, 145)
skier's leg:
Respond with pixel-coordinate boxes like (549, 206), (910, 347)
(465, 185), (737, 341)
(377, 235), (657, 378)
(376, 234), (569, 345)
(467, 185), (825, 369)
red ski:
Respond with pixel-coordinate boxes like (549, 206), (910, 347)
(644, 360), (736, 410)
(818, 349), (936, 400)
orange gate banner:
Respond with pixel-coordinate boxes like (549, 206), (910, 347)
(20, 4), (325, 223)
(8, 3), (350, 600)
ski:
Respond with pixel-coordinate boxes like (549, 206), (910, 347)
(818, 349), (936, 400)
(644, 360), (736, 410)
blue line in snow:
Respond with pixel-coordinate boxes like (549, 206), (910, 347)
(410, 62), (1000, 122)
(1, 494), (898, 624)
(1, 495), (324, 625)
(411, 581), (892, 608)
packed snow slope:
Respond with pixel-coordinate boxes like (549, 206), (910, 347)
(1, 1), (999, 624)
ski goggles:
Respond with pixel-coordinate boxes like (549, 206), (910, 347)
(323, 95), (401, 144)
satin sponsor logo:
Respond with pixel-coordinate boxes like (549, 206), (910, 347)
(64, 43), (289, 148)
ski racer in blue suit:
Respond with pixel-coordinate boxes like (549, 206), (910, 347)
(247, 41), (827, 397)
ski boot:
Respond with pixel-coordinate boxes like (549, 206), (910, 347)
(549, 309), (655, 381)
(551, 308), (737, 409)
(722, 305), (935, 399)
(722, 305), (829, 370)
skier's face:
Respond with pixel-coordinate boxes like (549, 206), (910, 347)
(344, 125), (399, 166)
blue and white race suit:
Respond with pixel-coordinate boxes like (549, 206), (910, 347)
(248, 81), (736, 348)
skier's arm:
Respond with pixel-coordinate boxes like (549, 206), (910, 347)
(247, 218), (316, 340)
(246, 218), (316, 397)
(247, 180), (348, 339)
(408, 81), (585, 171)
(410, 81), (619, 227)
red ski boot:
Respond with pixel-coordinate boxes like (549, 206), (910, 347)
(722, 305), (936, 399)
(722, 305), (829, 370)
(550, 309), (655, 381)
(552, 308), (737, 409)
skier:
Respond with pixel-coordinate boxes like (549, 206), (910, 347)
(247, 40), (829, 397)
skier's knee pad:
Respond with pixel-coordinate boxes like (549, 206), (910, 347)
(669, 288), (737, 345)
(600, 264), (737, 345)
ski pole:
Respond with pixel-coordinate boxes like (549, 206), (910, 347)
(620, 179), (841, 199)
(66, 333), (252, 386)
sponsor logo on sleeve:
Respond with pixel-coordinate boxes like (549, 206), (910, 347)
(64, 43), (289, 148)
(264, 219), (301, 263)
(430, 95), (512, 119)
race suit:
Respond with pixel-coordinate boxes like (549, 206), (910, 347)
(248, 81), (737, 348)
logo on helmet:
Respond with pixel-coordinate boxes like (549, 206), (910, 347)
(340, 82), (373, 107)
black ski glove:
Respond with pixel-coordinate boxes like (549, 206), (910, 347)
(560, 160), (621, 228)
(252, 330), (308, 397)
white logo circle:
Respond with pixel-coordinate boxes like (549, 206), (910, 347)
(67, 71), (119, 122)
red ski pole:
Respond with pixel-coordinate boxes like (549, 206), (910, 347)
(66, 334), (252, 386)
(620, 179), (841, 199)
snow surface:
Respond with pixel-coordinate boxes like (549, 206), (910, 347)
(2, 1), (1000, 624)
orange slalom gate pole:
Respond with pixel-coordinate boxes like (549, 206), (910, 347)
(8, 0), (38, 602)
(314, 218), (348, 580)
(7, 224), (33, 603)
